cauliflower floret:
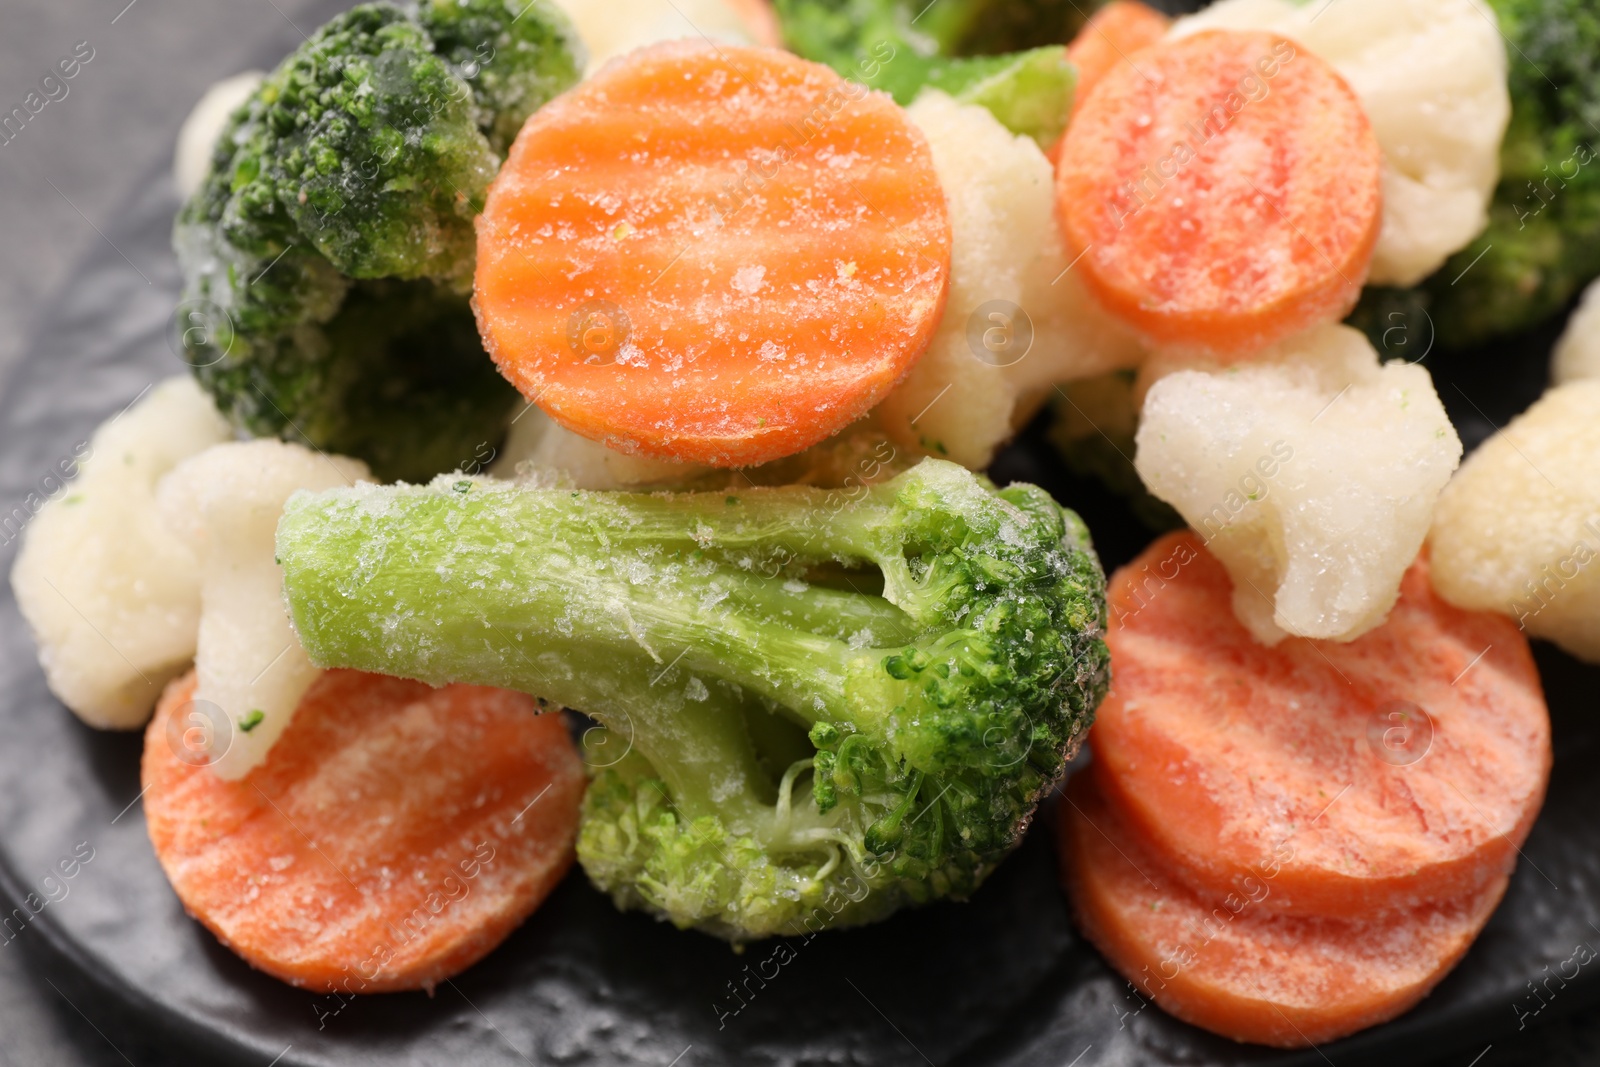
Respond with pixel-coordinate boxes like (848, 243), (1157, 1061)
(1171, 0), (1509, 287)
(1552, 277), (1600, 386)
(875, 92), (1144, 469)
(552, 0), (763, 74)
(172, 71), (264, 200)
(1135, 324), (1462, 644)
(157, 440), (369, 779)
(10, 378), (232, 728)
(490, 406), (707, 489)
(1430, 380), (1600, 663)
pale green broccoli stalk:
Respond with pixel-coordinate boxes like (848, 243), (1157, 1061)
(175, 0), (582, 482)
(775, 0), (1078, 144)
(1351, 0), (1600, 350)
(275, 459), (1110, 940)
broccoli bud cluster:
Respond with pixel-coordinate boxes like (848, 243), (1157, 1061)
(174, 0), (582, 482)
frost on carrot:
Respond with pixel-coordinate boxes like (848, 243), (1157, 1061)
(1056, 30), (1382, 353)
(474, 41), (951, 468)
(1060, 768), (1510, 1048)
(1090, 532), (1551, 918)
(143, 670), (584, 993)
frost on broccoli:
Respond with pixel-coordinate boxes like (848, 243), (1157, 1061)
(276, 459), (1110, 939)
(175, 0), (582, 482)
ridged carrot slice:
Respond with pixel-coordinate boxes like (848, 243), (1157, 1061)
(143, 670), (584, 993)
(1055, 30), (1381, 353)
(475, 41), (951, 467)
(1059, 768), (1509, 1048)
(1091, 532), (1550, 918)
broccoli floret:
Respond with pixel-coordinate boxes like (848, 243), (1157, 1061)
(417, 0), (585, 155)
(777, 0), (1092, 64)
(774, 0), (1078, 143)
(1351, 0), (1600, 349)
(175, 0), (582, 482)
(275, 459), (1110, 940)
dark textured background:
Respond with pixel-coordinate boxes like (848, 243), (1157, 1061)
(2, 2), (1599, 1064)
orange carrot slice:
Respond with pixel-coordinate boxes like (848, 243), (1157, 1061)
(1059, 769), (1510, 1048)
(1067, 1), (1170, 113)
(1055, 30), (1381, 353)
(143, 670), (584, 993)
(474, 41), (951, 467)
(1091, 532), (1551, 918)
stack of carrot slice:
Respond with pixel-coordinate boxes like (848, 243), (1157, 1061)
(1060, 532), (1552, 1046)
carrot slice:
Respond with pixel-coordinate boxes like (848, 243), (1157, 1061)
(1066, 1), (1170, 113)
(1055, 30), (1381, 353)
(474, 41), (952, 467)
(143, 670), (584, 993)
(1091, 532), (1550, 918)
(1059, 769), (1510, 1048)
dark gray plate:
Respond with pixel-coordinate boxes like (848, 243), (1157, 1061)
(2, 150), (1598, 1067)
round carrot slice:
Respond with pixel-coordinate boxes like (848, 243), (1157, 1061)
(1091, 532), (1550, 918)
(1055, 30), (1381, 353)
(1059, 769), (1510, 1048)
(143, 669), (584, 993)
(474, 41), (952, 467)
(1066, 1), (1171, 113)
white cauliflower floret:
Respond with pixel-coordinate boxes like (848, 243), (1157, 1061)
(490, 406), (706, 489)
(1430, 380), (1600, 663)
(1135, 324), (1462, 644)
(875, 92), (1144, 469)
(10, 378), (231, 728)
(1552, 277), (1600, 385)
(157, 440), (369, 779)
(1171, 0), (1509, 287)
(173, 71), (264, 200)
(552, 0), (766, 74)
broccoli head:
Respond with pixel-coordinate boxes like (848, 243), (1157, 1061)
(175, 0), (582, 482)
(1352, 0), (1600, 349)
(275, 459), (1110, 940)
(773, 0), (1078, 144)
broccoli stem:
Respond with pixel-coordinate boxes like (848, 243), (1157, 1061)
(279, 480), (927, 825)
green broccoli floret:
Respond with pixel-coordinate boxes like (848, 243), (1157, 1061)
(175, 0), (582, 482)
(774, 0), (1079, 144)
(275, 459), (1111, 941)
(1351, 0), (1600, 350)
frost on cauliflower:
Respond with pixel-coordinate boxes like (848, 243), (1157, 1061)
(9, 379), (232, 729)
(1552, 277), (1600, 386)
(157, 440), (369, 779)
(1171, 0), (1509, 287)
(875, 92), (1144, 469)
(1134, 324), (1462, 644)
(551, 0), (763, 73)
(1430, 380), (1600, 663)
